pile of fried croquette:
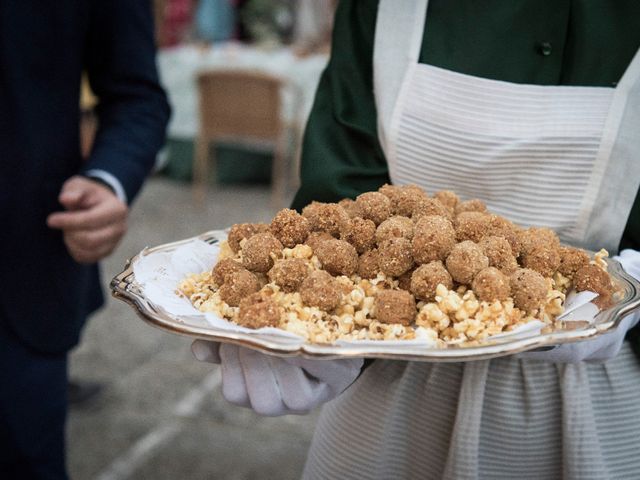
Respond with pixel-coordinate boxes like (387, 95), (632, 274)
(207, 185), (614, 330)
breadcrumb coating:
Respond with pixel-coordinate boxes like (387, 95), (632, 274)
(378, 237), (414, 277)
(227, 223), (269, 253)
(375, 216), (414, 244)
(434, 190), (460, 212)
(520, 244), (561, 277)
(445, 241), (489, 285)
(341, 217), (377, 253)
(455, 212), (490, 243)
(305, 231), (334, 252)
(472, 267), (510, 302)
(574, 264), (614, 309)
(268, 258), (309, 292)
(510, 268), (547, 312)
(379, 184), (427, 217)
(299, 270), (342, 311)
(237, 292), (280, 328)
(358, 249), (380, 279)
(315, 239), (359, 276)
(412, 197), (452, 221)
(410, 261), (453, 301)
(212, 258), (244, 286)
(412, 215), (457, 264)
(356, 192), (392, 225)
(455, 199), (487, 215)
(302, 202), (350, 237)
(219, 269), (261, 306)
(479, 236), (519, 275)
(558, 247), (590, 277)
(241, 232), (283, 273)
(338, 198), (363, 219)
(270, 209), (310, 248)
(375, 290), (416, 325)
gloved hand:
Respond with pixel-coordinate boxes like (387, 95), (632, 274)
(191, 340), (363, 416)
(519, 249), (640, 363)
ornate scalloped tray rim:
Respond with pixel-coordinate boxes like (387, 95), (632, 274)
(110, 230), (640, 362)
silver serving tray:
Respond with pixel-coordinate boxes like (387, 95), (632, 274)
(111, 230), (640, 362)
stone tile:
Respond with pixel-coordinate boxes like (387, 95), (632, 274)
(67, 178), (316, 480)
(133, 421), (311, 480)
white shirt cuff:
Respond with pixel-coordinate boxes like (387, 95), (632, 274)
(84, 169), (128, 204)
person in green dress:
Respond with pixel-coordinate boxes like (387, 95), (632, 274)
(193, 2), (640, 478)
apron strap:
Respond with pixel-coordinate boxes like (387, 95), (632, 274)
(576, 48), (640, 251)
(373, 0), (428, 157)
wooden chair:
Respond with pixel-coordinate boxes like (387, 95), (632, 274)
(193, 69), (289, 208)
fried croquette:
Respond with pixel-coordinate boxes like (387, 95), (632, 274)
(356, 191), (392, 225)
(433, 190), (459, 212)
(479, 236), (519, 275)
(270, 208), (310, 248)
(455, 199), (487, 215)
(375, 216), (414, 244)
(302, 202), (350, 237)
(397, 266), (416, 291)
(267, 258), (309, 292)
(338, 198), (363, 219)
(218, 269), (261, 307)
(412, 215), (457, 264)
(227, 223), (269, 253)
(445, 240), (489, 284)
(374, 290), (416, 325)
(410, 261), (453, 301)
(241, 232), (283, 273)
(518, 227), (560, 255)
(341, 217), (376, 253)
(379, 184), (427, 217)
(520, 244), (561, 278)
(315, 239), (359, 276)
(510, 268), (547, 312)
(358, 249), (380, 279)
(212, 258), (244, 286)
(574, 264), (614, 308)
(485, 215), (521, 256)
(558, 247), (590, 277)
(472, 267), (511, 302)
(237, 292), (280, 329)
(412, 197), (452, 220)
(454, 211), (490, 243)
(305, 231), (334, 252)
(299, 270), (342, 311)
(378, 238), (414, 277)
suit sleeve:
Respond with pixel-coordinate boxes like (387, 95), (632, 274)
(82, 0), (171, 204)
(291, 0), (389, 210)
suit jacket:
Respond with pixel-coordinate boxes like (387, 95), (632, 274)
(0, 0), (171, 354)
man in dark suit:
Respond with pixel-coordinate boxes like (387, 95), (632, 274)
(0, 1), (171, 477)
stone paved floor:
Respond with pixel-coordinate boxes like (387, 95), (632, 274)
(68, 177), (318, 480)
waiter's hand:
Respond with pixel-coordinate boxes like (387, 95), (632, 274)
(192, 341), (363, 416)
(46, 175), (128, 264)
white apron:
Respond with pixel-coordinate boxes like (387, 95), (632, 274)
(303, 1), (640, 479)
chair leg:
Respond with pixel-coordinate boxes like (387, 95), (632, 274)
(193, 137), (209, 206)
(271, 133), (288, 210)
(290, 124), (303, 193)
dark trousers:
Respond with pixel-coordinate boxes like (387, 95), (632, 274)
(0, 320), (68, 480)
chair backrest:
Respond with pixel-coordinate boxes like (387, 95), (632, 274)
(197, 69), (283, 142)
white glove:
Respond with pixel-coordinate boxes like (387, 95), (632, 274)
(191, 340), (363, 416)
(519, 249), (640, 363)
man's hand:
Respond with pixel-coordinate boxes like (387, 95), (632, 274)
(46, 175), (128, 264)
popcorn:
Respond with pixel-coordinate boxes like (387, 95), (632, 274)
(179, 236), (572, 346)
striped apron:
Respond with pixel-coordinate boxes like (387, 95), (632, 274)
(302, 1), (640, 479)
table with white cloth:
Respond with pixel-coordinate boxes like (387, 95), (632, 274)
(157, 43), (328, 182)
